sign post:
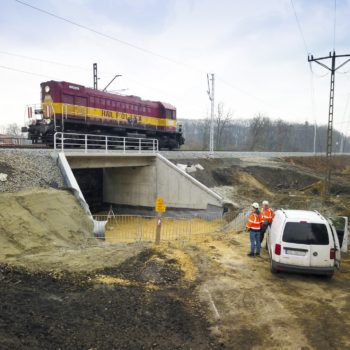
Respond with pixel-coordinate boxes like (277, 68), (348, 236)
(155, 197), (166, 245)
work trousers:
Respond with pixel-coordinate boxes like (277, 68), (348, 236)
(249, 229), (261, 254)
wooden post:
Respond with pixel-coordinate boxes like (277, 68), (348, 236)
(155, 197), (165, 245)
(155, 212), (162, 245)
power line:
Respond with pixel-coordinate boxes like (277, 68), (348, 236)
(333, 0), (337, 51)
(290, 0), (310, 54)
(309, 62), (329, 78)
(13, 0), (282, 112)
(0, 50), (90, 71)
(0, 50), (187, 100)
(14, 0), (202, 74)
(0, 65), (52, 79)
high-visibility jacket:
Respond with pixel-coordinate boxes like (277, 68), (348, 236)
(246, 211), (263, 230)
(262, 207), (274, 223)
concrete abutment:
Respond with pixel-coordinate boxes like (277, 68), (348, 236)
(57, 152), (229, 226)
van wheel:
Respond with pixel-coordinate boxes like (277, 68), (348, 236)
(270, 258), (277, 274)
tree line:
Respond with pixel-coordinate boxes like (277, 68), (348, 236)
(180, 104), (350, 152)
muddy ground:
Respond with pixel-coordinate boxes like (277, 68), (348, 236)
(1, 155), (350, 349)
(188, 233), (350, 350)
(1, 233), (349, 350)
(0, 249), (221, 350)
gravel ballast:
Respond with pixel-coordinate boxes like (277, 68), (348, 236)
(0, 149), (64, 192)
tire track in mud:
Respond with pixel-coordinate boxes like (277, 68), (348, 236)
(186, 234), (350, 349)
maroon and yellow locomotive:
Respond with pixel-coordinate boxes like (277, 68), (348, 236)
(26, 81), (184, 149)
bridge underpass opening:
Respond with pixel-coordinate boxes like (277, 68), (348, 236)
(73, 168), (104, 213)
(72, 165), (158, 215)
(68, 154), (156, 215)
(63, 152), (226, 218)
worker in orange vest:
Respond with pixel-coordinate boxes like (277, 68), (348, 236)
(260, 200), (274, 244)
(246, 202), (264, 257)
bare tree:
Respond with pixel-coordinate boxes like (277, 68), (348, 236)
(248, 114), (271, 151)
(201, 116), (210, 150)
(215, 103), (233, 150)
(6, 123), (21, 136)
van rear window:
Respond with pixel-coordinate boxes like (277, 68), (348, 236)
(282, 222), (329, 245)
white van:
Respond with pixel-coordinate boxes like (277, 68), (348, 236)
(267, 209), (348, 277)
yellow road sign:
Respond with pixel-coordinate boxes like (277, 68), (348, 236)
(155, 197), (166, 213)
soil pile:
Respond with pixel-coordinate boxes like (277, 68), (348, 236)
(0, 188), (93, 261)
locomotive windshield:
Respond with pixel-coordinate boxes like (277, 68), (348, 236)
(165, 109), (176, 119)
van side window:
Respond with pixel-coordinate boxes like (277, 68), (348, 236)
(282, 223), (329, 245)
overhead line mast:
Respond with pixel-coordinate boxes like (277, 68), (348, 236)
(308, 51), (350, 194)
(207, 73), (215, 155)
(93, 63), (98, 90)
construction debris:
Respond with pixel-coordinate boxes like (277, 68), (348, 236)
(0, 173), (7, 182)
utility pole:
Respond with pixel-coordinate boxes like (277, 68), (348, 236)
(93, 63), (98, 90)
(207, 73), (215, 155)
(308, 51), (350, 194)
(313, 122), (317, 155)
(340, 133), (344, 153)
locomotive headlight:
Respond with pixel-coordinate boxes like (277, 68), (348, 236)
(44, 85), (50, 93)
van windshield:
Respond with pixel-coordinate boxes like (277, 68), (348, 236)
(282, 222), (329, 245)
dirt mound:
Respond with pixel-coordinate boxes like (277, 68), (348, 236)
(0, 188), (93, 261)
(285, 155), (350, 173)
(244, 166), (319, 191)
(0, 250), (220, 350)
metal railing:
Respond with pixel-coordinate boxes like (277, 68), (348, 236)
(53, 132), (159, 153)
(93, 214), (224, 244)
(0, 136), (30, 145)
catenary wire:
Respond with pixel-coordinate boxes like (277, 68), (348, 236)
(333, 0), (337, 51)
(290, 0), (310, 55)
(0, 65), (53, 79)
(13, 0), (284, 114)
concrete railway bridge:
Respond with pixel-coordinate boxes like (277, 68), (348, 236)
(54, 133), (231, 239)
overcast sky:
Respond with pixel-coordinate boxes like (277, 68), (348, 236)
(1, 0), (350, 134)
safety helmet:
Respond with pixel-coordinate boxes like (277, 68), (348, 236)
(262, 200), (269, 206)
(252, 202), (259, 209)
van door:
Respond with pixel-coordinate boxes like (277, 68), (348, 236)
(329, 216), (348, 253)
(329, 221), (341, 268)
(309, 223), (333, 268)
(281, 222), (311, 267)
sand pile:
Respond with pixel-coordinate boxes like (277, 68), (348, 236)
(0, 188), (93, 260)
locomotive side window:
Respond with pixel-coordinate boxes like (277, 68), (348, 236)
(62, 94), (74, 105)
(111, 101), (115, 108)
(75, 96), (87, 106)
(90, 96), (95, 105)
(101, 99), (105, 106)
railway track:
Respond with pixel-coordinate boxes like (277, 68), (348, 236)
(0, 143), (49, 149)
